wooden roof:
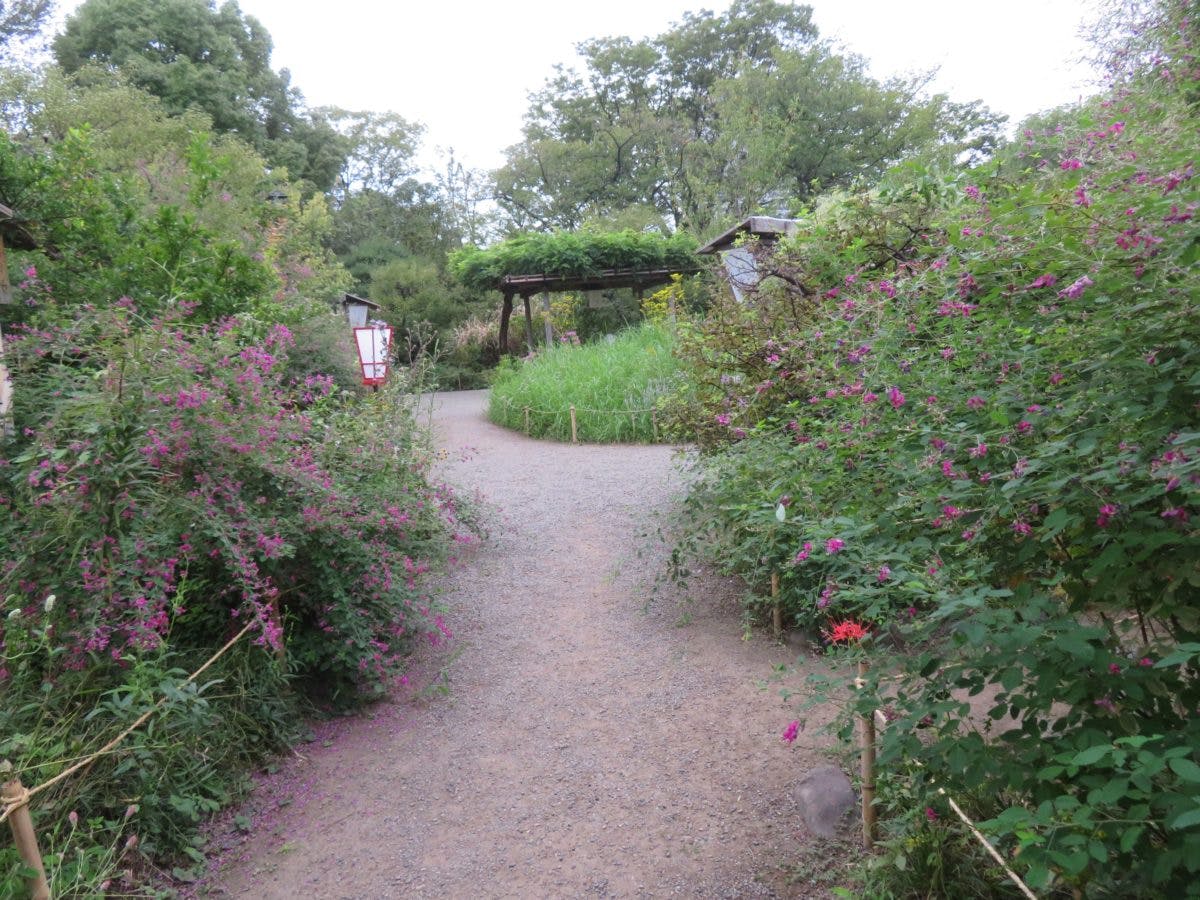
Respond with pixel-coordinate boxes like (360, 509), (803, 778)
(499, 265), (702, 296)
(696, 216), (799, 255)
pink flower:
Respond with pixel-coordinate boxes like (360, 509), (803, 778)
(1026, 273), (1057, 289)
(1074, 187), (1092, 207)
(1058, 276), (1094, 300)
(969, 443), (988, 458)
(1017, 420), (1033, 435)
(966, 395), (985, 410)
(1060, 158), (1083, 170)
(68, 810), (79, 828)
(1108, 663), (1122, 674)
(1049, 372), (1064, 385)
(1096, 504), (1118, 527)
(825, 538), (845, 554)
(877, 565), (891, 582)
(794, 541), (813, 563)
(887, 387), (906, 409)
(925, 806), (939, 822)
(715, 413), (731, 426)
(1012, 519), (1032, 536)
(782, 720), (801, 743)
(964, 185), (981, 200)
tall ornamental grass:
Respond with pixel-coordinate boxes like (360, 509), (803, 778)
(487, 323), (679, 443)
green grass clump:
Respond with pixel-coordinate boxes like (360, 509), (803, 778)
(488, 323), (679, 443)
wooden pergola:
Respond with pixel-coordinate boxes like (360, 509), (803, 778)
(498, 264), (702, 354)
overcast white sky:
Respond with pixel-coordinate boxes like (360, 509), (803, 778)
(55, 0), (1105, 174)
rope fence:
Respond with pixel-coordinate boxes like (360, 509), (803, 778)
(1, 620), (257, 898)
(496, 395), (662, 443)
(840, 610), (1037, 898)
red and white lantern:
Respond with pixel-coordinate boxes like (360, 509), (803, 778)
(354, 325), (393, 388)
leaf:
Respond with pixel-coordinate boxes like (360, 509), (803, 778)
(1169, 807), (1200, 831)
(1169, 758), (1200, 783)
(1072, 744), (1110, 766)
(1120, 826), (1144, 852)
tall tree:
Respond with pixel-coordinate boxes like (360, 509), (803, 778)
(0, 0), (53, 61)
(493, 0), (1004, 236)
(53, 0), (344, 189)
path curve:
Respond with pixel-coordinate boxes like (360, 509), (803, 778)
(210, 390), (835, 898)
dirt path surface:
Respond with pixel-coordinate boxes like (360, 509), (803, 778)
(209, 390), (838, 898)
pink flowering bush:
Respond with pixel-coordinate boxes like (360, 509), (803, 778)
(669, 3), (1200, 892)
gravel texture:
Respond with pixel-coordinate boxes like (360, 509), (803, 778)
(207, 390), (841, 898)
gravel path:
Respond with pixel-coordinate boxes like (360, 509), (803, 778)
(209, 390), (839, 898)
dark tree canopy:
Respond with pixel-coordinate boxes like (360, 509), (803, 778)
(53, 0), (344, 189)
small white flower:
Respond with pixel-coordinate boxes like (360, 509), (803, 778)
(43, 594), (56, 613)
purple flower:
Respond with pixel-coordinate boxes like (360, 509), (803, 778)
(1060, 158), (1083, 170)
(782, 720), (801, 743)
(877, 565), (891, 583)
(887, 387), (906, 409)
(1058, 276), (1094, 300)
(825, 538), (845, 554)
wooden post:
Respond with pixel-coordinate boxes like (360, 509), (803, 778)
(651, 409), (659, 442)
(542, 291), (553, 349)
(771, 571), (782, 637)
(2, 770), (51, 900)
(569, 405), (578, 444)
(499, 292), (514, 356)
(858, 659), (878, 849)
(522, 294), (536, 355)
(523, 406), (530, 435)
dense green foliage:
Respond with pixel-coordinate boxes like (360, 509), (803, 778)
(488, 323), (678, 443)
(493, 0), (1004, 234)
(666, 2), (1200, 893)
(450, 230), (700, 292)
(0, 37), (467, 894)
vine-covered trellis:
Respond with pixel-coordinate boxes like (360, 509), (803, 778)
(450, 231), (703, 354)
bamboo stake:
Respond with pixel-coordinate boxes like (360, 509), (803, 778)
(857, 659), (878, 849)
(1, 770), (50, 900)
(770, 571), (782, 637)
(651, 409), (659, 442)
(569, 405), (577, 444)
(523, 406), (530, 435)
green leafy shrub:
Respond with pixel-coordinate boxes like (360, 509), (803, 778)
(668, 3), (1200, 892)
(488, 322), (679, 443)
